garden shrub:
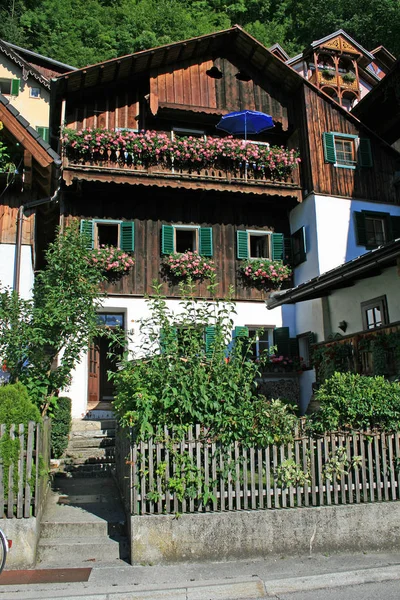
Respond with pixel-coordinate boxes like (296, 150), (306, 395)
(310, 372), (400, 432)
(50, 396), (72, 458)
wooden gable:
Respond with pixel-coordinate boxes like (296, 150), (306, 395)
(149, 56), (289, 130)
(321, 35), (361, 57)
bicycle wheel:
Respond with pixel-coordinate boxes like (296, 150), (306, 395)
(0, 529), (8, 575)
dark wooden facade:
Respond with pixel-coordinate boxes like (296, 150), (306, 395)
(54, 26), (400, 302)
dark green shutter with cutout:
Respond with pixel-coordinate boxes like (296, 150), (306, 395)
(390, 216), (400, 240)
(289, 337), (299, 359)
(120, 221), (135, 251)
(358, 138), (373, 167)
(80, 220), (94, 249)
(284, 236), (293, 264)
(308, 332), (316, 345)
(323, 132), (336, 163)
(161, 225), (174, 254)
(11, 79), (20, 96)
(36, 126), (49, 143)
(271, 233), (284, 260)
(237, 230), (249, 259)
(273, 327), (290, 356)
(354, 212), (367, 246)
(199, 227), (213, 256)
(205, 326), (216, 357)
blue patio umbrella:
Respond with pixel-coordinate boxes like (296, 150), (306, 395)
(216, 110), (274, 139)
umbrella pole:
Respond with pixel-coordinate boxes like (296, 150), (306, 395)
(244, 114), (248, 181)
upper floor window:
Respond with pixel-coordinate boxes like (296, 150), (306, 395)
(80, 219), (135, 251)
(237, 230), (284, 260)
(161, 224), (213, 256)
(361, 296), (389, 330)
(30, 87), (41, 99)
(36, 126), (49, 143)
(291, 227), (307, 266)
(323, 132), (372, 169)
(354, 211), (400, 249)
(0, 78), (20, 96)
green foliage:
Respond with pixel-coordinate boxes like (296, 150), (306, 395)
(0, 382), (41, 427)
(49, 396), (72, 458)
(310, 372), (400, 432)
(0, 222), (116, 413)
(0, 383), (41, 500)
(113, 281), (298, 446)
(312, 342), (354, 383)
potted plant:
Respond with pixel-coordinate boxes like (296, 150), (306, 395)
(240, 258), (292, 291)
(163, 251), (216, 282)
(342, 71), (356, 83)
(321, 68), (335, 80)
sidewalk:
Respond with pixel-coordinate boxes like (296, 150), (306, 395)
(1, 550), (400, 599)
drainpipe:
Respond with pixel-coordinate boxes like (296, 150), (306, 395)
(13, 186), (60, 294)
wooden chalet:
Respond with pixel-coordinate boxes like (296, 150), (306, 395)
(50, 26), (400, 414)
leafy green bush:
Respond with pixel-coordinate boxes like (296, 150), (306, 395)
(310, 372), (400, 432)
(0, 382), (41, 427)
(50, 396), (72, 458)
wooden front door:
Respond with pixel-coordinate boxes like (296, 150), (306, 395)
(88, 339), (100, 407)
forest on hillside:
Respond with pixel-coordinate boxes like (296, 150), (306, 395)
(2, 0), (400, 68)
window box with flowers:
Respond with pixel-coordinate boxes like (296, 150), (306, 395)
(90, 246), (135, 279)
(240, 258), (292, 291)
(163, 251), (216, 282)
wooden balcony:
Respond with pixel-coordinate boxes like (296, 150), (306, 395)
(313, 322), (400, 381)
(63, 156), (301, 199)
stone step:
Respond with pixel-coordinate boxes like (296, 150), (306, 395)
(69, 437), (115, 450)
(37, 535), (129, 565)
(62, 463), (115, 477)
(40, 520), (125, 539)
(65, 448), (115, 461)
(71, 419), (116, 432)
(70, 429), (116, 440)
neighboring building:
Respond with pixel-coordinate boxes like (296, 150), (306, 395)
(0, 40), (75, 143)
(49, 25), (400, 417)
(0, 93), (60, 298)
(286, 30), (396, 110)
(267, 239), (400, 384)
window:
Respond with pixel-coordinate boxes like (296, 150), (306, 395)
(36, 126), (49, 143)
(323, 132), (372, 168)
(291, 227), (307, 266)
(361, 296), (389, 330)
(297, 332), (316, 369)
(0, 78), (19, 96)
(30, 87), (41, 98)
(354, 211), (400, 249)
(237, 230), (284, 260)
(247, 327), (273, 360)
(172, 127), (206, 140)
(80, 219), (135, 251)
(161, 224), (213, 256)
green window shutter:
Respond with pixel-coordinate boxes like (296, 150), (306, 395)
(271, 233), (284, 260)
(237, 230), (249, 259)
(199, 227), (213, 256)
(308, 332), (316, 345)
(390, 216), (400, 240)
(273, 327), (290, 356)
(234, 326), (249, 338)
(11, 79), (20, 96)
(289, 337), (299, 359)
(80, 220), (94, 249)
(161, 224), (175, 254)
(284, 236), (293, 264)
(358, 138), (373, 167)
(323, 132), (336, 163)
(291, 227), (306, 266)
(120, 221), (135, 251)
(354, 212), (367, 246)
(36, 127), (49, 142)
(205, 326), (216, 358)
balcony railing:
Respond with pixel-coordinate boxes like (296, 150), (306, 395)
(62, 129), (301, 193)
(313, 322), (400, 382)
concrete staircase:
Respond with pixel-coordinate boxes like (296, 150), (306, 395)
(37, 474), (129, 568)
(62, 418), (117, 477)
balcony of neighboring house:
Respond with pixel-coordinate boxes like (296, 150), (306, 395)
(61, 129), (302, 200)
(312, 321), (400, 382)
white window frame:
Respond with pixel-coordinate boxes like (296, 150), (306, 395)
(247, 230), (272, 259)
(174, 224), (200, 253)
(29, 87), (41, 99)
(246, 326), (274, 359)
(93, 219), (121, 249)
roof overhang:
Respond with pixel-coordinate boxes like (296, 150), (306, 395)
(267, 239), (400, 309)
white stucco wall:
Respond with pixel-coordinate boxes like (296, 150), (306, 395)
(0, 243), (34, 298)
(67, 297), (285, 418)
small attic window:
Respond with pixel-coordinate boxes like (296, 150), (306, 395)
(206, 66), (223, 79)
(235, 71), (251, 82)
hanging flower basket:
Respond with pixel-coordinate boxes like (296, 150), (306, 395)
(163, 251), (216, 282)
(90, 246), (135, 278)
(240, 258), (292, 291)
